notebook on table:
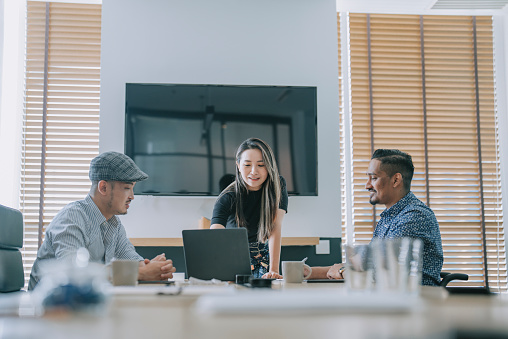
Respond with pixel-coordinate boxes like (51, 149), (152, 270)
(182, 228), (252, 281)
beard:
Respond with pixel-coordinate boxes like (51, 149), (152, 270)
(368, 191), (379, 205)
(107, 192), (129, 215)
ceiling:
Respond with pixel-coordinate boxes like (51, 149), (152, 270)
(336, 0), (508, 14)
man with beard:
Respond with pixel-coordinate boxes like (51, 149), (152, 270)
(309, 149), (443, 286)
(29, 152), (175, 290)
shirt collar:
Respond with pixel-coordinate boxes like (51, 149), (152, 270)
(84, 194), (119, 227)
(380, 191), (415, 218)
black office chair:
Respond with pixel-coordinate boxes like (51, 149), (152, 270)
(440, 271), (491, 294)
(0, 204), (25, 293)
(440, 271), (469, 287)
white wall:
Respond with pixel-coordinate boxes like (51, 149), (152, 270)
(0, 0), (24, 209)
(0, 0), (4, 106)
(100, 0), (341, 238)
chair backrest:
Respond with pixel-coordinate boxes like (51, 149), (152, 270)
(0, 204), (25, 292)
(440, 271), (469, 287)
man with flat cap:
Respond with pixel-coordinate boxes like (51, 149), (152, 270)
(28, 151), (176, 290)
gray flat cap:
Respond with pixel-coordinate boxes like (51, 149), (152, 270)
(89, 151), (148, 182)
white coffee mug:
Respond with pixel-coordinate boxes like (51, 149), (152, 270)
(111, 260), (139, 286)
(282, 261), (312, 283)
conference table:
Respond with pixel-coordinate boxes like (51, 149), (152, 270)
(1, 281), (508, 339)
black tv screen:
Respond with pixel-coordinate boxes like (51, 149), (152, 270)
(125, 83), (317, 196)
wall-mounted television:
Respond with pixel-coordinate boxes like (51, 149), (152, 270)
(125, 83), (317, 196)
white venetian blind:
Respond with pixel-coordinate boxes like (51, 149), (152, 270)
(21, 1), (101, 286)
(343, 13), (505, 290)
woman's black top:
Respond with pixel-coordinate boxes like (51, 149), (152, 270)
(211, 176), (288, 243)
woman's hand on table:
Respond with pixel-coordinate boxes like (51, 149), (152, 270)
(262, 271), (283, 279)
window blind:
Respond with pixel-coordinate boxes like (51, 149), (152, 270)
(343, 13), (505, 290)
(21, 1), (101, 286)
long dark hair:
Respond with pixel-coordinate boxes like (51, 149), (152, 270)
(223, 138), (281, 242)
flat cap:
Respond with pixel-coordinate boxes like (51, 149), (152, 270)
(89, 151), (148, 182)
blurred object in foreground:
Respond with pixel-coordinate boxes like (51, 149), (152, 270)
(33, 248), (110, 315)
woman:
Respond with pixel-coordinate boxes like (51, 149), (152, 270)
(211, 138), (288, 279)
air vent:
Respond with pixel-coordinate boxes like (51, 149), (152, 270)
(432, 0), (508, 9)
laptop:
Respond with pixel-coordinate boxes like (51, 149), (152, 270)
(182, 228), (252, 281)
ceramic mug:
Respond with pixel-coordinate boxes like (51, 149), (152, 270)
(111, 259), (139, 286)
(282, 261), (312, 283)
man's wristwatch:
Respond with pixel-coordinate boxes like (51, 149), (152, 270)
(338, 266), (346, 278)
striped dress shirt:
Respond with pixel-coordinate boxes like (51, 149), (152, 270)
(28, 194), (142, 290)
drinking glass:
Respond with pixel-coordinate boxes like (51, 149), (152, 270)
(371, 238), (423, 294)
(345, 243), (374, 292)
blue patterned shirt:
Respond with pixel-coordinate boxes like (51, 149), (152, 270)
(28, 194), (143, 290)
(373, 191), (443, 286)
